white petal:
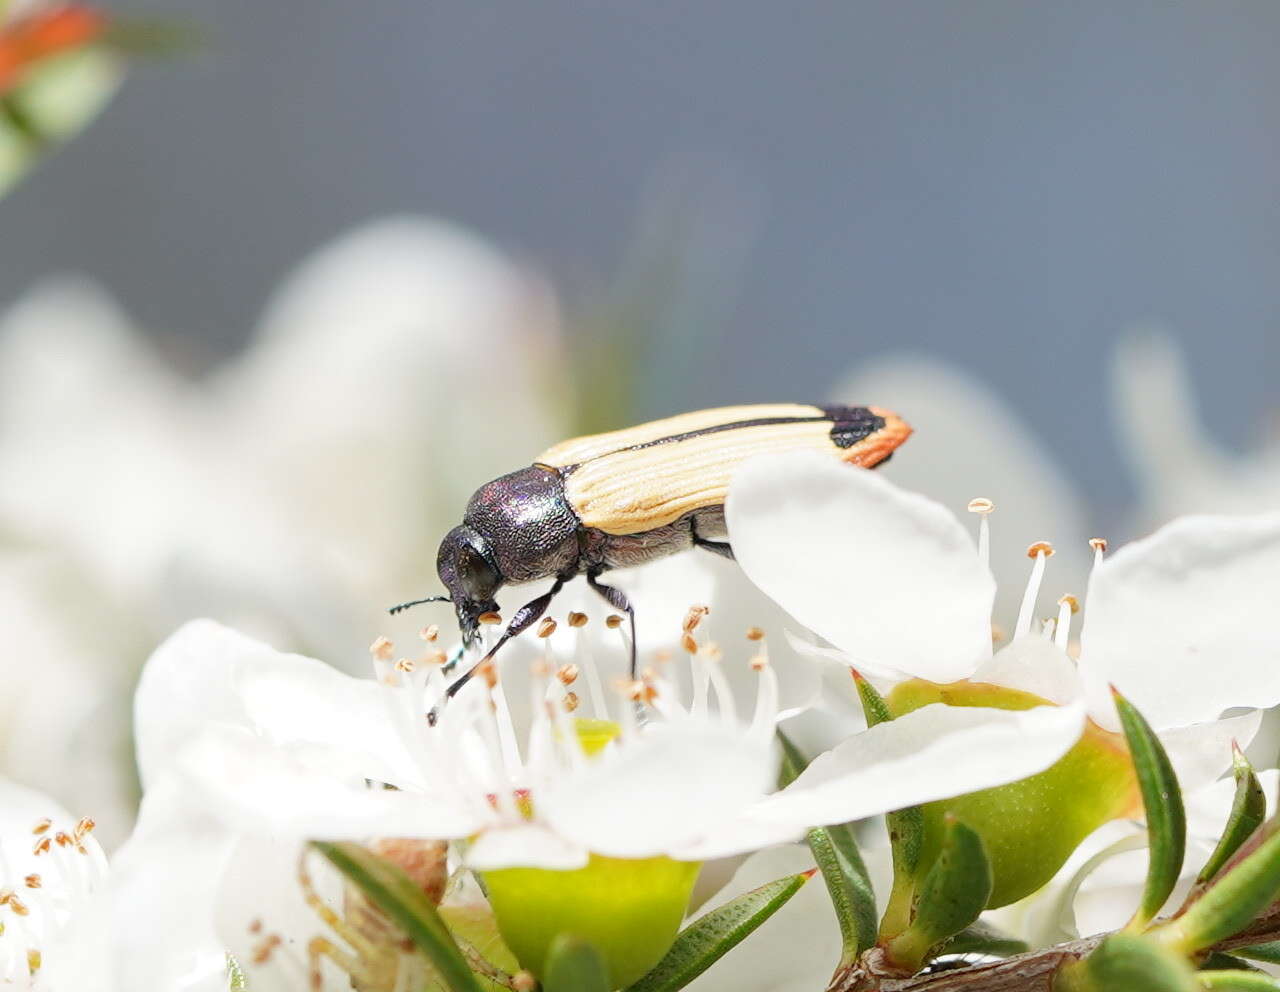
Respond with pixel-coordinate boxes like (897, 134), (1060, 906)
(466, 824), (589, 871)
(969, 637), (1083, 705)
(1080, 512), (1280, 729)
(1158, 712), (1262, 794)
(175, 725), (482, 840)
(753, 701), (1085, 828)
(685, 845), (839, 992)
(542, 724), (776, 859)
(833, 356), (1090, 626)
(110, 773), (239, 992)
(727, 452), (995, 683)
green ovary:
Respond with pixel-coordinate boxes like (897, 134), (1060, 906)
(888, 679), (1139, 908)
(482, 854), (701, 987)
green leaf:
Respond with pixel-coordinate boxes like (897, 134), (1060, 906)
(625, 871), (812, 992)
(1199, 952), (1264, 973)
(1153, 818), (1280, 956)
(1237, 942), (1280, 965)
(1066, 934), (1197, 992)
(227, 954), (247, 991)
(1197, 745), (1267, 888)
(852, 671), (924, 940)
(938, 919), (1030, 958)
(1198, 973), (1280, 990)
(1114, 688), (1187, 929)
(311, 841), (483, 992)
(542, 935), (610, 992)
(776, 730), (878, 961)
(886, 817), (992, 971)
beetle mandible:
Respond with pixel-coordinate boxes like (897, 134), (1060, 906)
(391, 403), (912, 696)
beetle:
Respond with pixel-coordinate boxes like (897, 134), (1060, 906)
(391, 403), (911, 695)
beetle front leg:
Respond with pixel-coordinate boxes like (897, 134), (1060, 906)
(587, 571), (637, 679)
(445, 578), (566, 699)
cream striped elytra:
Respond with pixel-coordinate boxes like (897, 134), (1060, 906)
(390, 403), (912, 695)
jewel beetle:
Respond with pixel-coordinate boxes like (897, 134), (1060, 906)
(392, 403), (912, 694)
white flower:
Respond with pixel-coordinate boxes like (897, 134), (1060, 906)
(0, 217), (566, 836)
(1112, 328), (1280, 529)
(0, 778), (113, 990)
(726, 450), (1280, 732)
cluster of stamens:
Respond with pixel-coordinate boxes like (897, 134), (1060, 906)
(0, 813), (105, 983)
(967, 497), (1107, 651)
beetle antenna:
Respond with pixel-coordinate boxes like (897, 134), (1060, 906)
(387, 595), (451, 616)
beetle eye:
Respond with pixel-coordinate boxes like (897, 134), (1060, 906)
(457, 545), (501, 601)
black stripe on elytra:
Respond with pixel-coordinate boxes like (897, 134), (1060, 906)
(558, 407), (886, 474)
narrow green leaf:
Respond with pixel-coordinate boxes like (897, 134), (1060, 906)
(312, 841), (483, 992)
(851, 671), (923, 942)
(1153, 817), (1280, 956)
(1198, 973), (1280, 990)
(625, 871), (812, 992)
(542, 935), (610, 992)
(1197, 745), (1267, 887)
(938, 920), (1030, 958)
(1114, 688), (1187, 929)
(776, 730), (878, 960)
(886, 817), (992, 971)
(1200, 953), (1264, 973)
(1237, 942), (1280, 965)
(1071, 934), (1197, 992)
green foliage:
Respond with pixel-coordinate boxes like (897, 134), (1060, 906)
(1153, 818), (1280, 956)
(312, 841), (483, 992)
(542, 936), (611, 992)
(1114, 688), (1187, 929)
(937, 920), (1030, 958)
(1198, 973), (1280, 990)
(1196, 746), (1267, 888)
(1065, 934), (1198, 992)
(1237, 942), (1280, 965)
(885, 817), (992, 971)
(625, 871), (812, 992)
(777, 731), (878, 963)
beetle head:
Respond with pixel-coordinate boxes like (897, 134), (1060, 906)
(436, 524), (503, 645)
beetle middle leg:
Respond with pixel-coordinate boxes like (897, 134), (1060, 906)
(587, 570), (637, 678)
(445, 578), (566, 700)
(690, 519), (735, 561)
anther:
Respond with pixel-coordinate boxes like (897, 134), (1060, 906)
(478, 611), (503, 626)
(745, 626), (765, 642)
(1026, 541), (1055, 559)
(563, 691), (581, 713)
(54, 832), (71, 848)
(23, 874), (40, 889)
(74, 815), (95, 838)
(750, 654), (769, 671)
(556, 664), (580, 685)
(683, 604), (710, 633)
(606, 613), (624, 629)
(395, 658), (416, 673)
(426, 649), (448, 666)
(537, 617), (557, 638)
(31, 818), (51, 835)
(8, 896), (29, 916)
(681, 632), (698, 654)
(419, 624), (440, 642)
(248, 918), (264, 934)
(369, 636), (394, 661)
(1057, 594), (1080, 614)
(31, 836), (50, 856)
(568, 611), (588, 628)
(967, 497), (995, 515)
(1089, 537), (1108, 552)
(477, 660), (498, 689)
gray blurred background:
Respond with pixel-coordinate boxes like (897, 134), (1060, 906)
(2, 0), (1277, 519)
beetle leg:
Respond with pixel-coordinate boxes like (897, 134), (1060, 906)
(690, 520), (735, 561)
(445, 578), (566, 699)
(587, 571), (637, 679)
